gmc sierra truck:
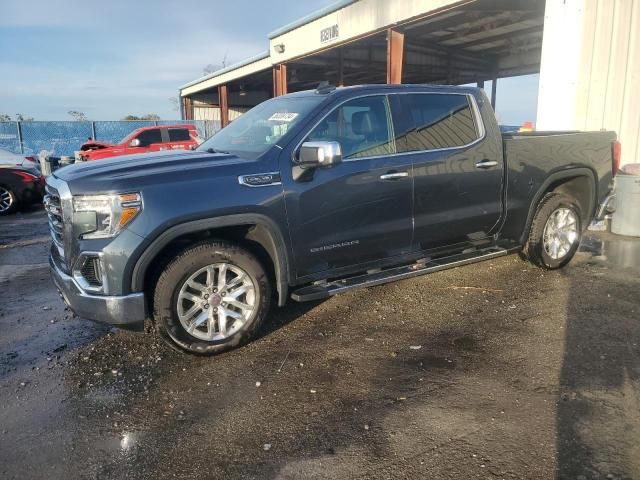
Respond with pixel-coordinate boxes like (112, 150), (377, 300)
(45, 84), (619, 354)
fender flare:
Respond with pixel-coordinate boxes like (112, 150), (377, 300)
(130, 214), (291, 306)
(519, 167), (597, 245)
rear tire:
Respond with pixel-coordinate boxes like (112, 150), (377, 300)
(522, 193), (583, 269)
(153, 240), (271, 355)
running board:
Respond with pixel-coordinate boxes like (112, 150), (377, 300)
(291, 247), (508, 302)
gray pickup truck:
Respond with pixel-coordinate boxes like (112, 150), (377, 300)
(45, 84), (618, 354)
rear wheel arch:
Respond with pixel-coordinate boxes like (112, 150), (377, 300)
(131, 215), (290, 308)
(520, 168), (597, 244)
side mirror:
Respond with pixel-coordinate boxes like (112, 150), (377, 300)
(297, 141), (342, 168)
(129, 138), (142, 147)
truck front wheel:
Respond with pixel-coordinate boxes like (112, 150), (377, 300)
(523, 192), (583, 269)
(153, 240), (271, 354)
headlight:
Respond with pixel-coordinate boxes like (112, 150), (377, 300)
(73, 193), (142, 239)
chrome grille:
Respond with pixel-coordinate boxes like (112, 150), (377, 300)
(44, 184), (65, 258)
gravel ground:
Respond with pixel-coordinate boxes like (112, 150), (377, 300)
(1, 209), (639, 480)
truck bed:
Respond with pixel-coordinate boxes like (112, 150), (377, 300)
(500, 130), (616, 242)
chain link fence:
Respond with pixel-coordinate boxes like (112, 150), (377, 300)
(0, 120), (220, 157)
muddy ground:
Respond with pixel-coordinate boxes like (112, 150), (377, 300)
(1, 208), (639, 480)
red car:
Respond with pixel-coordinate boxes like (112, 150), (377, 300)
(79, 124), (201, 161)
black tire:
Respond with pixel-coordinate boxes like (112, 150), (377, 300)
(153, 240), (271, 355)
(522, 192), (583, 269)
(0, 185), (19, 216)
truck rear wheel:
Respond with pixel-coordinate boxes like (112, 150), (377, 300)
(523, 192), (583, 269)
(153, 240), (271, 354)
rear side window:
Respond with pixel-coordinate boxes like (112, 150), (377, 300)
(169, 128), (191, 141)
(394, 94), (480, 152)
(136, 129), (163, 146)
(304, 95), (394, 159)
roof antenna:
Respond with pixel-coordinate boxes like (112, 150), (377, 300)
(315, 81), (336, 94)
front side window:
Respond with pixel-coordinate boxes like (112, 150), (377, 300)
(136, 129), (163, 146)
(198, 95), (324, 160)
(304, 95), (394, 159)
(395, 94), (480, 152)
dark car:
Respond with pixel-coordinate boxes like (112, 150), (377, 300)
(45, 84), (618, 355)
(0, 148), (44, 215)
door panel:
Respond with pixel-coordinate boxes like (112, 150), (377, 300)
(393, 93), (503, 250)
(282, 95), (413, 279)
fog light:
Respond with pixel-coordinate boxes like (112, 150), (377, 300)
(73, 253), (106, 294)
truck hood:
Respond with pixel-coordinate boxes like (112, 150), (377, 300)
(80, 140), (114, 151)
(53, 150), (248, 192)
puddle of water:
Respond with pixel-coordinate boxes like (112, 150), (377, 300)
(580, 232), (640, 271)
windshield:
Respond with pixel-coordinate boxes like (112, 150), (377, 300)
(198, 95), (324, 159)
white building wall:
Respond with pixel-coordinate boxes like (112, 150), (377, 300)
(537, 0), (640, 166)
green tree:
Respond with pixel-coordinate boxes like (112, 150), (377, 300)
(122, 114), (160, 121)
(68, 110), (87, 121)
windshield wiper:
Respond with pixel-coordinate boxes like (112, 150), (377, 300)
(206, 147), (230, 154)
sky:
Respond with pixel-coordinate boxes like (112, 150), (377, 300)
(0, 0), (538, 123)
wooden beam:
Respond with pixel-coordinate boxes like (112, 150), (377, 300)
(386, 28), (404, 84)
(491, 73), (498, 109)
(182, 97), (194, 120)
(273, 64), (288, 96)
(218, 85), (229, 127)
(452, 24), (543, 50)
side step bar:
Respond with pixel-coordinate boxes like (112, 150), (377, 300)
(291, 247), (509, 302)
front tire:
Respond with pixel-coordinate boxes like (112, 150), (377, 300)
(0, 185), (18, 215)
(522, 192), (583, 269)
(153, 240), (271, 355)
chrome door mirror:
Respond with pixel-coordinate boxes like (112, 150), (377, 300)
(129, 138), (142, 147)
(297, 141), (342, 168)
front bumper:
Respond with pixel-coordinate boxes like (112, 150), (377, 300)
(49, 254), (146, 331)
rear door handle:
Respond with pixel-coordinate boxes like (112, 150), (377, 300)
(475, 160), (499, 169)
(380, 171), (409, 180)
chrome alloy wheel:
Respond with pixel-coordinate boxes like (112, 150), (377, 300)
(176, 263), (256, 341)
(0, 187), (13, 213)
(543, 207), (579, 260)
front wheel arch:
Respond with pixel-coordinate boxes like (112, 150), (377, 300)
(131, 215), (290, 306)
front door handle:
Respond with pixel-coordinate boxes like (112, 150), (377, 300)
(475, 160), (499, 169)
(380, 171), (409, 180)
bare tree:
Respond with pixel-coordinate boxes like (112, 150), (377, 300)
(203, 53), (228, 76)
(169, 96), (180, 112)
(68, 110), (87, 121)
(121, 114), (161, 121)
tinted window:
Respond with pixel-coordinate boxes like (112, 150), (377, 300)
(168, 128), (191, 141)
(305, 95), (393, 159)
(395, 94), (479, 152)
(136, 129), (162, 146)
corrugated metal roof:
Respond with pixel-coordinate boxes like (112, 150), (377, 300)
(267, 0), (357, 39)
(179, 51), (270, 90)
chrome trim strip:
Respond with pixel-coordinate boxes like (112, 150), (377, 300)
(380, 172), (409, 180)
(291, 91), (487, 165)
(45, 176), (74, 268)
(238, 172), (282, 188)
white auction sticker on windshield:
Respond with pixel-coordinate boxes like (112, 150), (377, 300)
(269, 112), (298, 122)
